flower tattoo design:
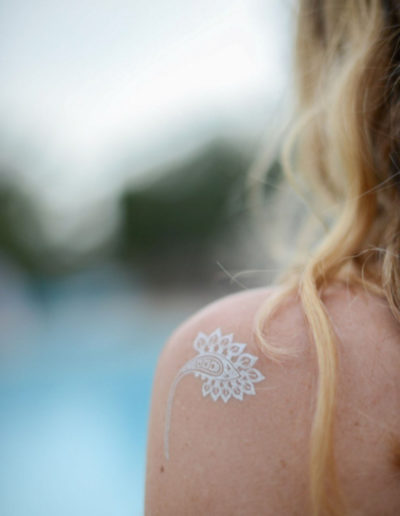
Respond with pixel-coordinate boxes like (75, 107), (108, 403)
(164, 328), (266, 459)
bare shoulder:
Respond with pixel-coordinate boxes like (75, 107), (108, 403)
(144, 286), (316, 516)
(319, 282), (400, 398)
(320, 283), (400, 514)
(156, 285), (309, 364)
(145, 282), (400, 515)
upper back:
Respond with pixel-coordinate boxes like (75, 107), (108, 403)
(145, 284), (400, 515)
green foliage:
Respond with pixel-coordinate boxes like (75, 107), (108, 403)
(119, 139), (252, 258)
(117, 137), (284, 285)
(0, 182), (47, 273)
(0, 137), (283, 283)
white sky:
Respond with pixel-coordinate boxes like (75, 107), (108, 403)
(0, 0), (293, 245)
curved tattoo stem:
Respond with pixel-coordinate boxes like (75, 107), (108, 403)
(163, 328), (265, 461)
(164, 369), (191, 460)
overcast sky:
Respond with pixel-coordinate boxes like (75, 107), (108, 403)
(0, 0), (293, 244)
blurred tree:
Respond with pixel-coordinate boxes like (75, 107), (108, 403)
(0, 137), (283, 284)
(118, 138), (282, 287)
(0, 180), (48, 274)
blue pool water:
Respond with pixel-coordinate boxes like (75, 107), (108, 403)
(0, 266), (208, 516)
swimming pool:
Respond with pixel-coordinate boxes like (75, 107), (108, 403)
(0, 267), (209, 516)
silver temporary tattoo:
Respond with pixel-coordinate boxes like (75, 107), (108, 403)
(164, 327), (265, 459)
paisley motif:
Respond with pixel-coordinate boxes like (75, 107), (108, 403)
(163, 328), (265, 459)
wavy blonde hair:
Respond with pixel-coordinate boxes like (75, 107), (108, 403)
(253, 1), (400, 514)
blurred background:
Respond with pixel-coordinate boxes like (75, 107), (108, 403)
(0, 1), (297, 514)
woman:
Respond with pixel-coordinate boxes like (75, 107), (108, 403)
(145, 1), (400, 514)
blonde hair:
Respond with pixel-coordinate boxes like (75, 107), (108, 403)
(253, 1), (400, 514)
